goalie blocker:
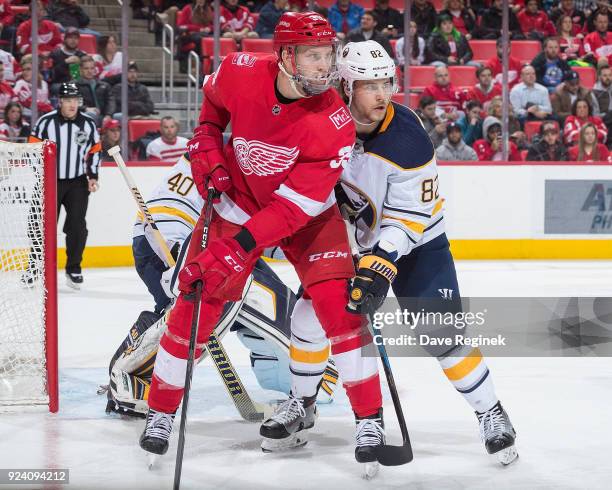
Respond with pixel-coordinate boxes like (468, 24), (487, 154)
(103, 257), (339, 417)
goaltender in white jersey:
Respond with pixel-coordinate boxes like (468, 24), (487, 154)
(133, 153), (203, 250)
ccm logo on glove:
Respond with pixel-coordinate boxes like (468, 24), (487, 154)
(224, 255), (244, 272)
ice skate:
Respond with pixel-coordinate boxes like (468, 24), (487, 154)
(139, 408), (175, 456)
(260, 394), (317, 452)
(477, 401), (518, 466)
(355, 409), (385, 479)
(65, 272), (83, 290)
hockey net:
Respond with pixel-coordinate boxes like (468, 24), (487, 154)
(0, 141), (58, 412)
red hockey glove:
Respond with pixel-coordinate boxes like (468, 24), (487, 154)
(188, 124), (232, 200)
(178, 237), (250, 298)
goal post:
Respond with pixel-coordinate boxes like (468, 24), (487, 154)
(0, 140), (58, 413)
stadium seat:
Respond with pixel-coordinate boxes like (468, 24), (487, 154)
(10, 5), (29, 15)
(469, 40), (497, 62)
(316, 0), (338, 8)
(510, 40), (541, 63)
(201, 37), (239, 57)
(392, 92), (420, 109)
(241, 38), (274, 54)
(201, 38), (238, 73)
(523, 121), (543, 141)
(406, 65), (436, 91)
(431, 0), (444, 10)
(520, 149), (528, 161)
(78, 34), (97, 54)
(389, 39), (397, 55)
(251, 13), (259, 26)
(388, 0), (405, 12)
(128, 119), (160, 143)
(449, 65), (477, 86)
(571, 66), (597, 89)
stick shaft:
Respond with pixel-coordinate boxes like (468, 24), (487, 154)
(110, 147), (176, 266)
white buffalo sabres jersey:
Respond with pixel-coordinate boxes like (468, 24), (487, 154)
(336, 102), (445, 258)
(133, 154), (204, 244)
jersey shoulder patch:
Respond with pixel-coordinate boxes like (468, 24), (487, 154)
(364, 102), (434, 170)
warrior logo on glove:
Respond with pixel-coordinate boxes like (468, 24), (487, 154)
(348, 251), (398, 315)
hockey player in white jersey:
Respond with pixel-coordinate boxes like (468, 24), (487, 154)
(260, 41), (518, 467)
(103, 154), (338, 417)
(132, 153), (203, 315)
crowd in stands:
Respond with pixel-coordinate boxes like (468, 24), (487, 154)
(2, 0), (612, 163)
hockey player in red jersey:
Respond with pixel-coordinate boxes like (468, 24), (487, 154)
(139, 12), (384, 468)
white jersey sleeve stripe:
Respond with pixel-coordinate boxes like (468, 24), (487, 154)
(274, 183), (335, 217)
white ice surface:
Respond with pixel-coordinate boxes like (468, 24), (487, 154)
(1, 261), (612, 489)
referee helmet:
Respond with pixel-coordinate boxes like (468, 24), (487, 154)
(59, 82), (81, 99)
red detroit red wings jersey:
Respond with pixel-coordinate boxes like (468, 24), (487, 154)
(200, 53), (355, 247)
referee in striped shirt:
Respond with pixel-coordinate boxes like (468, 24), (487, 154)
(28, 82), (101, 289)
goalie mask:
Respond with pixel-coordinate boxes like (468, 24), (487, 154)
(338, 40), (397, 114)
(274, 11), (339, 97)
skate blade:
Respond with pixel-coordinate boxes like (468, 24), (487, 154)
(362, 462), (379, 480)
(261, 430), (309, 453)
(147, 454), (157, 470)
(495, 445), (518, 466)
(66, 278), (81, 290)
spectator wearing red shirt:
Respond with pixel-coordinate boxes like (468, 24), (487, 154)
(582, 10), (612, 68)
(0, 0), (16, 53)
(549, 0), (586, 35)
(16, 1), (62, 56)
(422, 65), (469, 117)
(555, 14), (584, 63)
(13, 55), (54, 119)
(220, 0), (259, 42)
(439, 0), (477, 39)
(467, 66), (502, 110)
(568, 122), (609, 161)
(473, 116), (522, 161)
(0, 62), (16, 114)
(16, 0), (62, 55)
(486, 38), (524, 89)
(0, 102), (31, 142)
(0, 48), (20, 83)
(517, 0), (556, 41)
(563, 97), (607, 145)
(176, 0), (214, 72)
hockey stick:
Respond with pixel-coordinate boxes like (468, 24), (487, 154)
(174, 276), (203, 490)
(108, 146), (270, 423)
(367, 307), (413, 466)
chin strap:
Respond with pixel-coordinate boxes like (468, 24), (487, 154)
(278, 62), (307, 99)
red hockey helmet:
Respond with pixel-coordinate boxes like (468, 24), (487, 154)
(273, 11), (337, 56)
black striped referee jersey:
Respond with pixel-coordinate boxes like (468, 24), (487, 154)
(29, 110), (102, 180)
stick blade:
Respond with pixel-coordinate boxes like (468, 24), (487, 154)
(375, 443), (413, 466)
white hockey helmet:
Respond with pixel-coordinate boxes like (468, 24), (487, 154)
(338, 40), (397, 104)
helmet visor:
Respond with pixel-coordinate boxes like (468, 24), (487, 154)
(292, 42), (340, 95)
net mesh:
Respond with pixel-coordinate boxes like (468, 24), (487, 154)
(0, 142), (49, 407)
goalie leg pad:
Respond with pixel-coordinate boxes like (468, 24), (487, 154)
(108, 310), (164, 376)
(235, 326), (291, 394)
(107, 367), (150, 417)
